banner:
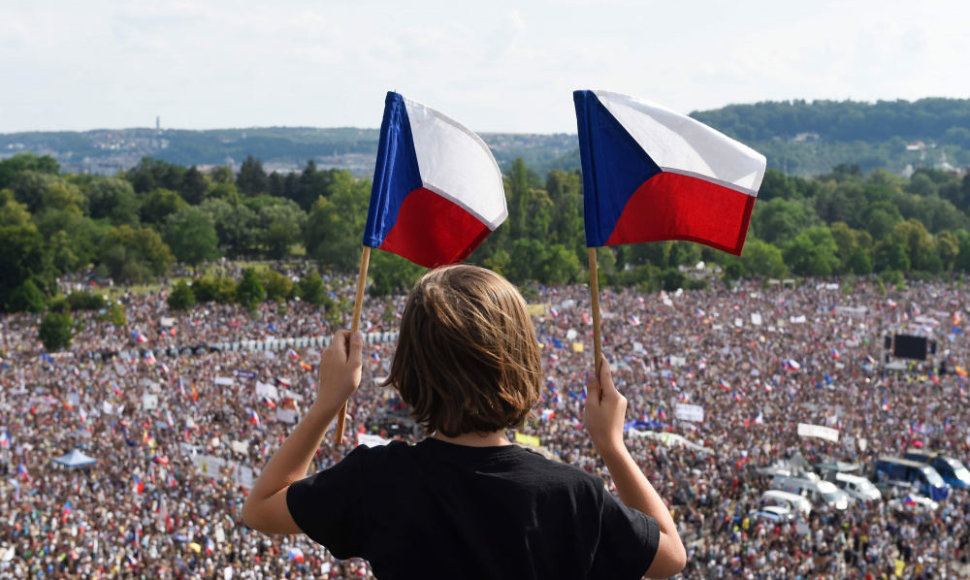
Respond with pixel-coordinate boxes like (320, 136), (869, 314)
(797, 423), (839, 442)
(357, 433), (392, 448)
(514, 432), (541, 447)
(275, 409), (298, 424)
(191, 454), (226, 476)
(675, 404), (704, 423)
(527, 303), (551, 316)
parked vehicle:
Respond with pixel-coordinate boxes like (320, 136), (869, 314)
(903, 449), (970, 490)
(771, 476), (850, 510)
(870, 456), (949, 501)
(832, 472), (882, 504)
(749, 505), (795, 524)
(759, 489), (812, 517)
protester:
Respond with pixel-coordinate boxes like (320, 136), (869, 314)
(0, 267), (968, 579)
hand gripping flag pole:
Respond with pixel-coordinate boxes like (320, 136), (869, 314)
(332, 92), (508, 445)
(574, 90), (766, 375)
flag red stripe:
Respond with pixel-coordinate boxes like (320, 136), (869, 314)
(605, 172), (755, 255)
(379, 187), (491, 268)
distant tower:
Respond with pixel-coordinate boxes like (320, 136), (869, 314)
(156, 116), (161, 133)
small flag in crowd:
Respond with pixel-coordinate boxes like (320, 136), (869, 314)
(574, 90), (766, 255)
(362, 92), (508, 268)
(287, 349), (300, 361)
(133, 475), (145, 494)
(248, 409), (260, 425)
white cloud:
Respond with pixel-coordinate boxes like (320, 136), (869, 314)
(1, 0), (969, 133)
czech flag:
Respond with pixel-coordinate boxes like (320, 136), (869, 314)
(362, 92), (508, 268)
(574, 90), (766, 255)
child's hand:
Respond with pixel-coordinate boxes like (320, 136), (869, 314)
(316, 330), (363, 412)
(584, 355), (628, 457)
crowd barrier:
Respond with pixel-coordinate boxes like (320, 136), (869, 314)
(76, 332), (399, 361)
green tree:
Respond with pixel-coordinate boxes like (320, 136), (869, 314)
(8, 279), (46, 313)
(164, 207), (220, 267)
(783, 226), (839, 276)
(236, 268), (266, 312)
(305, 171), (369, 270)
(740, 238), (787, 278)
(0, 192), (50, 310)
(0, 153), (59, 190)
(293, 161), (340, 212)
(254, 199), (306, 259)
(179, 166), (209, 205)
(873, 241), (911, 272)
(260, 269), (294, 302)
(661, 268), (686, 291)
(98, 225), (175, 284)
(167, 280), (196, 310)
(891, 219), (937, 272)
(66, 291), (106, 311)
(751, 198), (817, 246)
(85, 178), (139, 225)
(124, 157), (186, 194)
(298, 271), (327, 305)
(369, 251), (424, 296)
(8, 171), (57, 214)
(200, 198), (257, 257)
(39, 311), (73, 351)
(862, 201), (903, 241)
(140, 188), (188, 225)
(237, 155), (268, 196)
(538, 244), (581, 284)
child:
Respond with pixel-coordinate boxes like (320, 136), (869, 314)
(243, 265), (685, 579)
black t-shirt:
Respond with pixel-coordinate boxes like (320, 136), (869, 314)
(287, 438), (660, 580)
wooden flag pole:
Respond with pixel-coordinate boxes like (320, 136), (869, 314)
(588, 248), (603, 379)
(332, 246), (371, 445)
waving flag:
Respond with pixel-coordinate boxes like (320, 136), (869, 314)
(363, 92), (508, 267)
(574, 90), (766, 255)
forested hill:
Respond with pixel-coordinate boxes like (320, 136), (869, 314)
(2, 98), (970, 178)
(690, 98), (970, 177)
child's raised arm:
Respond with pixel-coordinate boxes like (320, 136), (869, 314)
(242, 330), (363, 534)
(585, 356), (687, 579)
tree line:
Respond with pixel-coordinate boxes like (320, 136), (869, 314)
(3, 152), (970, 316)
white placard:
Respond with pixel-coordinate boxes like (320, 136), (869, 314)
(796, 423), (839, 442)
(214, 377), (234, 386)
(191, 454), (226, 476)
(141, 394), (158, 411)
(255, 381), (278, 400)
(275, 409), (298, 424)
(675, 404), (705, 423)
(357, 433), (392, 447)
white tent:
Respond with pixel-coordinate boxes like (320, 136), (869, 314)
(52, 448), (97, 469)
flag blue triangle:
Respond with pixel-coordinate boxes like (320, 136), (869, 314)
(573, 90), (662, 247)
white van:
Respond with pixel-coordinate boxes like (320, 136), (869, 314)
(833, 472), (882, 504)
(759, 489), (812, 517)
(772, 477), (850, 511)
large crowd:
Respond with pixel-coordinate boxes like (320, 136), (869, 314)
(1, 266), (969, 579)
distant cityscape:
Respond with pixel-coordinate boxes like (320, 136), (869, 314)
(0, 121), (579, 177)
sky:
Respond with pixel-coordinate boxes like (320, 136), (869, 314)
(2, 0), (968, 135)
